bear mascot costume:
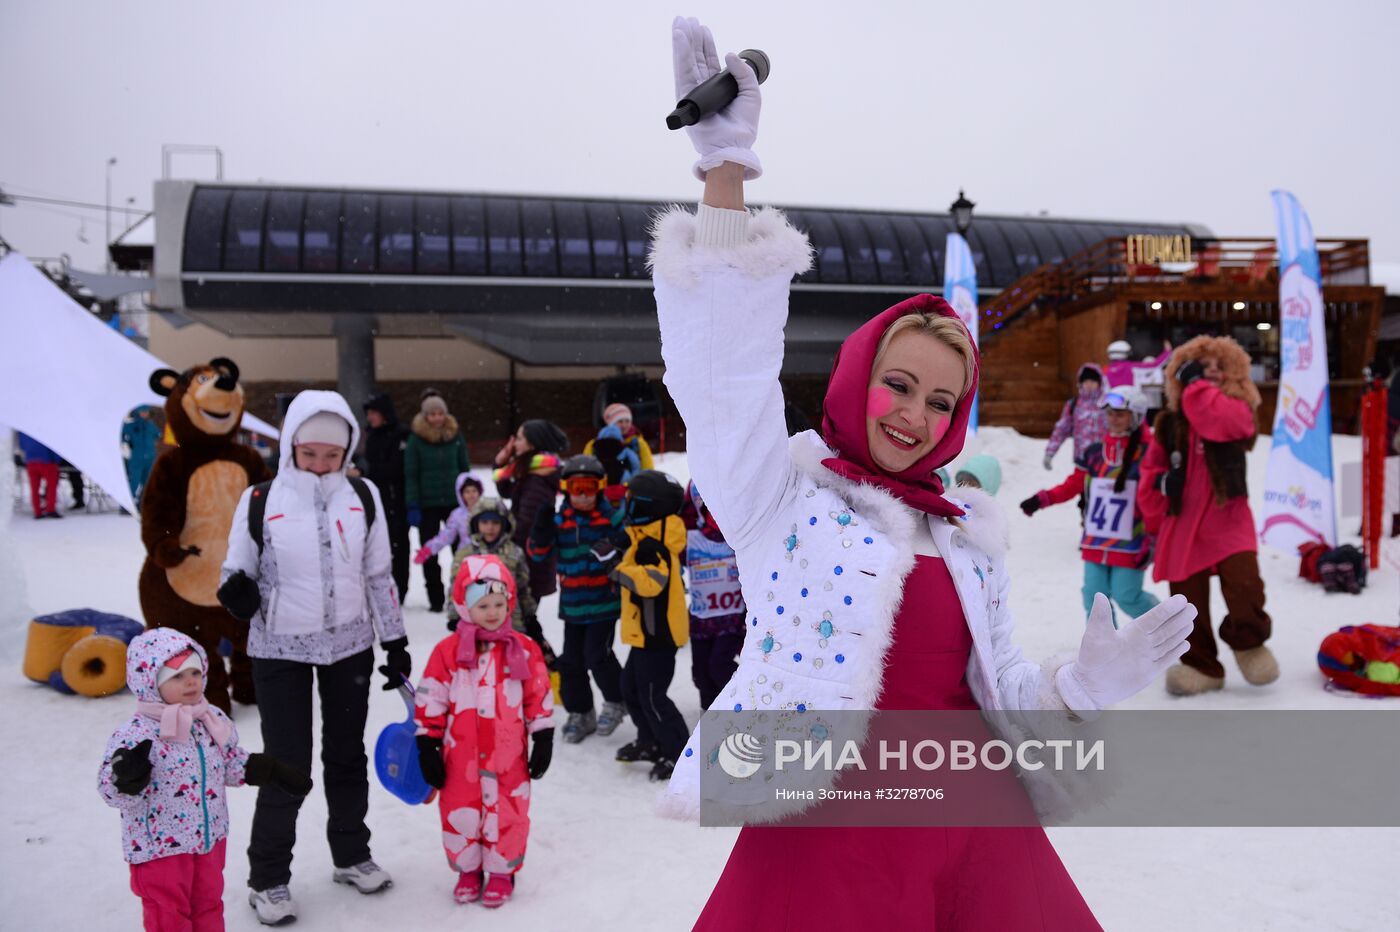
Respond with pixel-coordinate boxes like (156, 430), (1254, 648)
(137, 357), (270, 713)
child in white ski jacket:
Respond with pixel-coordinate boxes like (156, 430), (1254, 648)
(99, 627), (310, 930)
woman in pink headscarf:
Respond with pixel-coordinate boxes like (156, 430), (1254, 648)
(652, 18), (1197, 930)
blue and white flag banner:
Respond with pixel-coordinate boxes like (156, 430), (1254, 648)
(943, 232), (979, 433)
(1259, 190), (1337, 550)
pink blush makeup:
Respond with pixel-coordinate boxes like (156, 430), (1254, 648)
(866, 386), (894, 419)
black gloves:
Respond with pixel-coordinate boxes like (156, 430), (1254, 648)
(379, 638), (412, 691)
(589, 535), (624, 568)
(528, 729), (554, 780)
(1019, 495), (1042, 517)
(217, 571), (261, 621)
(635, 536), (669, 567)
(244, 753), (313, 798)
(417, 736), (446, 789)
(1175, 359), (1204, 389)
(110, 739), (154, 795)
(1162, 467), (1186, 500)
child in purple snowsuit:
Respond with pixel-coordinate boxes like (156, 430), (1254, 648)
(413, 472), (484, 566)
(1043, 363), (1109, 470)
(99, 627), (311, 931)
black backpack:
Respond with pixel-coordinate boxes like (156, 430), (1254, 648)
(1317, 544), (1367, 595)
(246, 477), (376, 557)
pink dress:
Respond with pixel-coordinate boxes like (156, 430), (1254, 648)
(691, 556), (1103, 931)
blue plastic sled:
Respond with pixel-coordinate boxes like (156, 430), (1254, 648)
(374, 679), (435, 806)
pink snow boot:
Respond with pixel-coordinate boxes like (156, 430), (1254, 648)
(453, 871), (483, 904)
(481, 873), (514, 908)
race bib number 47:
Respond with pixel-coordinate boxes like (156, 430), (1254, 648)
(1086, 478), (1137, 542)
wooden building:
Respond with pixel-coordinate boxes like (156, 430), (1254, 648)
(978, 234), (1385, 435)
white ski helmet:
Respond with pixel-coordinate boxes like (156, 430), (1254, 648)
(1099, 386), (1149, 426)
(1106, 340), (1132, 361)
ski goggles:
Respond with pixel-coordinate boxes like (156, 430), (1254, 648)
(462, 578), (509, 610)
(1100, 392), (1133, 411)
(565, 476), (603, 496)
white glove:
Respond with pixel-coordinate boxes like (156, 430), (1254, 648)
(1056, 593), (1195, 716)
(672, 16), (762, 181)
(1042, 452), (1054, 471)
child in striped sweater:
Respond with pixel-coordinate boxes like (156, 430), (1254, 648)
(528, 455), (627, 743)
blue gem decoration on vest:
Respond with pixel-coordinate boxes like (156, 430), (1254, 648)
(783, 524), (801, 562)
(760, 631), (782, 661)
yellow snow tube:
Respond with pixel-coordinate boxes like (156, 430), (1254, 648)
(61, 635), (130, 697)
(22, 619), (93, 684)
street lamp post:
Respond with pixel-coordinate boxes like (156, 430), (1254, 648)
(105, 157), (117, 273)
(950, 188), (976, 238)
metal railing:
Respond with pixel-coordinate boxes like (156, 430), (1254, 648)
(980, 235), (1372, 337)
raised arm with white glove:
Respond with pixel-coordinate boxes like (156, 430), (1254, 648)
(1056, 593), (1196, 715)
(672, 15), (763, 181)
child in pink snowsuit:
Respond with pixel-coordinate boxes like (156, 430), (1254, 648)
(98, 627), (311, 931)
(414, 554), (555, 908)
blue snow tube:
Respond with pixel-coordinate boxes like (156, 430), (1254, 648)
(374, 681), (434, 805)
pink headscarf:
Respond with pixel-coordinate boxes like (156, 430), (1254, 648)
(819, 294), (980, 518)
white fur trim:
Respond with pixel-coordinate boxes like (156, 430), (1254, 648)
(944, 486), (1010, 561)
(791, 431), (1009, 562)
(647, 206), (813, 288)
(1040, 651), (1079, 715)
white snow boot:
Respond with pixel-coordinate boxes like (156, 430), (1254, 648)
(249, 885), (297, 925)
(1233, 646), (1280, 686)
(332, 859), (392, 894)
(595, 701), (627, 737)
(562, 709), (597, 744)
(1165, 664), (1225, 696)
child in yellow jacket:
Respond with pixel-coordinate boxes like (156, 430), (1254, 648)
(590, 470), (690, 781)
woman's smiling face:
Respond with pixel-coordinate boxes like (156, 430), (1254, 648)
(865, 330), (966, 474)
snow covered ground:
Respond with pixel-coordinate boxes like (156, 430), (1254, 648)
(1, 430), (1395, 931)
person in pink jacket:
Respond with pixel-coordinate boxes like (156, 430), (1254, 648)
(98, 628), (311, 931)
(1138, 335), (1279, 695)
(414, 554), (555, 909)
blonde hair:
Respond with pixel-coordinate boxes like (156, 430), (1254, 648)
(872, 313), (976, 399)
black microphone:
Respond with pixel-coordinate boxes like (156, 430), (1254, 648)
(666, 49), (771, 130)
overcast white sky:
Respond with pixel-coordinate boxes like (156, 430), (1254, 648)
(3, 0), (1397, 271)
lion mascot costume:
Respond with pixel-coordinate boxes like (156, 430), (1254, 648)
(138, 357), (271, 713)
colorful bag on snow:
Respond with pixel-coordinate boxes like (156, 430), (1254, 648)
(1317, 624), (1400, 696)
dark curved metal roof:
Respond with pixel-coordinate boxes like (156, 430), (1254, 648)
(176, 184), (1201, 291)
(156, 182), (1206, 370)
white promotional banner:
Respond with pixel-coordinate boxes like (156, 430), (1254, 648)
(943, 232), (979, 432)
(1258, 191), (1338, 550)
(0, 253), (277, 516)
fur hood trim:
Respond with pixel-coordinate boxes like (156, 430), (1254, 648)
(1165, 336), (1261, 411)
(647, 205), (814, 288)
(411, 412), (461, 444)
(789, 431), (1009, 561)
